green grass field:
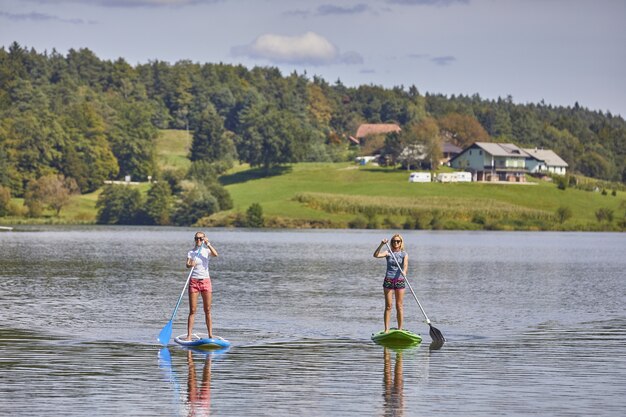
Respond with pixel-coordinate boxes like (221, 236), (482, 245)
(2, 129), (624, 230)
(214, 163), (625, 230)
(156, 129), (192, 171)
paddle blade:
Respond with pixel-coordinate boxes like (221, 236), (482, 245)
(158, 347), (172, 368)
(158, 320), (173, 346)
(429, 324), (445, 343)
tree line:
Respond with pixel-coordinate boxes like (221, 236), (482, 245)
(1, 42), (625, 223)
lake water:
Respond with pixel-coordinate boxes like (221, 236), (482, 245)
(0, 227), (625, 416)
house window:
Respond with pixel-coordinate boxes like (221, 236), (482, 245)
(479, 150), (482, 155)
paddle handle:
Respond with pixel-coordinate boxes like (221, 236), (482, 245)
(385, 242), (432, 324)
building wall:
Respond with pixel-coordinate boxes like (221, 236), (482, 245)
(450, 147), (488, 170)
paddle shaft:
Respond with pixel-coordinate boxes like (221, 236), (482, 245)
(169, 243), (205, 321)
(384, 242), (432, 325)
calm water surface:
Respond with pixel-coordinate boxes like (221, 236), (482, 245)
(0, 227), (625, 416)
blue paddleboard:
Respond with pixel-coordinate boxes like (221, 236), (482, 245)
(174, 334), (231, 350)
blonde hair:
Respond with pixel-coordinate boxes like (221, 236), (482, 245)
(390, 234), (405, 251)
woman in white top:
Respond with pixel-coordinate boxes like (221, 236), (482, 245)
(186, 232), (219, 340)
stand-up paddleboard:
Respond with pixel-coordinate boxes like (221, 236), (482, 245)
(371, 329), (422, 347)
(174, 334), (231, 350)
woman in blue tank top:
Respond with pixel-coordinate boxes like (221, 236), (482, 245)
(373, 234), (408, 333)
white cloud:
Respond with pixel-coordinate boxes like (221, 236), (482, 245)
(17, 0), (217, 7)
(431, 55), (456, 66)
(232, 32), (363, 66)
(387, 0), (468, 5)
(0, 11), (88, 24)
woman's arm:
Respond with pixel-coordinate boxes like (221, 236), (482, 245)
(373, 239), (388, 258)
(402, 253), (409, 277)
(204, 238), (218, 257)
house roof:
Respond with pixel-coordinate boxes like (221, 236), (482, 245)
(355, 123), (401, 139)
(442, 142), (462, 154)
(524, 148), (569, 167)
(473, 142), (530, 157)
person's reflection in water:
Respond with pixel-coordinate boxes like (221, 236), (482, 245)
(382, 348), (404, 417)
(186, 350), (211, 417)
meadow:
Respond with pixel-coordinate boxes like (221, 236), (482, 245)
(2, 129), (624, 231)
(210, 162), (625, 231)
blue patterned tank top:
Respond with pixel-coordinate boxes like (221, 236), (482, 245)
(385, 251), (407, 279)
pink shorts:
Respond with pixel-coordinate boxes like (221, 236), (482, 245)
(189, 278), (212, 293)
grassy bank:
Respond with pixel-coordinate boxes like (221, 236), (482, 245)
(2, 129), (624, 230)
(205, 163), (625, 231)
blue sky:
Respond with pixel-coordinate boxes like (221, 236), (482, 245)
(1, 0), (625, 117)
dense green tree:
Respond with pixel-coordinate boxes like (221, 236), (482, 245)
(144, 181), (173, 225)
(107, 97), (157, 181)
(438, 113), (490, 147)
(384, 117), (442, 169)
(246, 203), (264, 227)
(24, 174), (79, 216)
(59, 99), (119, 192)
(1, 41), (625, 203)
(96, 185), (144, 224)
(579, 151), (614, 180)
(236, 104), (296, 174)
(0, 185), (10, 216)
(189, 104), (235, 165)
(172, 182), (220, 226)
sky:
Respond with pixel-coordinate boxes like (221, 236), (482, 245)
(1, 0), (625, 117)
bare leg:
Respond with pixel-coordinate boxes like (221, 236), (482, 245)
(200, 291), (213, 338)
(384, 289), (393, 332)
(395, 289), (405, 330)
(187, 291), (199, 340)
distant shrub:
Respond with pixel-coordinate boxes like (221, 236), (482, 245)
(555, 206), (573, 224)
(382, 217), (400, 229)
(348, 217), (367, 229)
(430, 210), (443, 230)
(0, 185), (10, 217)
(595, 207), (614, 223)
(472, 213), (486, 225)
(246, 203), (264, 228)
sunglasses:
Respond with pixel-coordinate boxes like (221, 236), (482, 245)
(194, 236), (205, 241)
(391, 240), (401, 243)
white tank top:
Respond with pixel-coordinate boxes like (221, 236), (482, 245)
(187, 246), (210, 279)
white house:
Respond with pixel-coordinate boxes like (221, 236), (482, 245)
(524, 148), (568, 176)
(449, 142), (529, 182)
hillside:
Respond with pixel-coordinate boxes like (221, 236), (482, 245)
(2, 44), (625, 205)
(1, 129), (624, 230)
(205, 162), (625, 231)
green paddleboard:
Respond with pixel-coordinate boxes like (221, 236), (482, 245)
(371, 329), (422, 347)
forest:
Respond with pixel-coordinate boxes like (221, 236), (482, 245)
(0, 41), (625, 224)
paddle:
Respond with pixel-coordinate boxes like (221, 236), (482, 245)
(385, 242), (445, 343)
(157, 244), (204, 346)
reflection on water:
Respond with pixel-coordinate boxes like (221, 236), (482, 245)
(1, 227), (625, 416)
(186, 351), (212, 417)
(383, 348), (404, 417)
